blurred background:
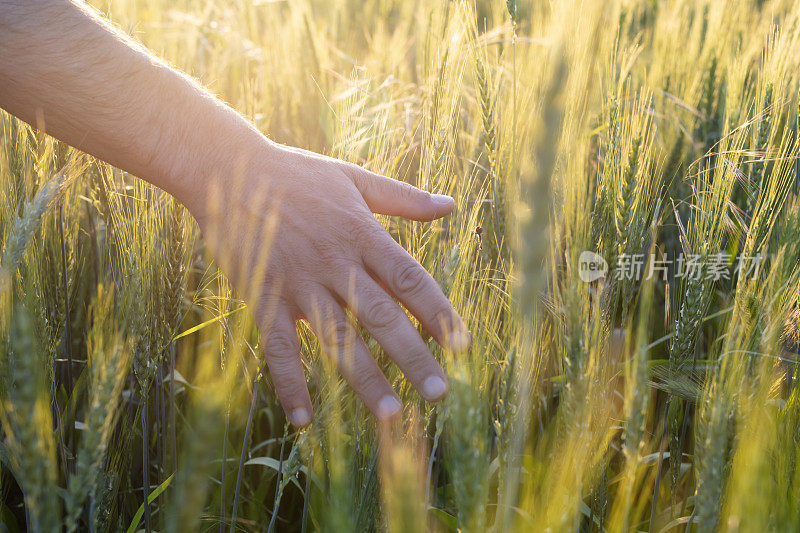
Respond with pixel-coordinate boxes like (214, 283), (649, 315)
(3, 0), (800, 531)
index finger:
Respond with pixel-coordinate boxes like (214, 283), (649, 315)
(360, 227), (470, 352)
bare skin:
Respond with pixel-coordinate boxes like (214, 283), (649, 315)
(0, 0), (470, 427)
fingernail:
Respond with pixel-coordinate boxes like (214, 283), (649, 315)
(432, 193), (455, 208)
(422, 376), (448, 400)
(449, 329), (471, 352)
(377, 396), (402, 420)
(289, 408), (311, 427)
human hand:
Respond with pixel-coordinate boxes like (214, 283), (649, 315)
(189, 142), (470, 427)
(0, 0), (466, 428)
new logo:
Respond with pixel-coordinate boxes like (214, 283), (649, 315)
(578, 251), (608, 282)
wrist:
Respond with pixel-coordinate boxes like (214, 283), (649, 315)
(161, 99), (278, 217)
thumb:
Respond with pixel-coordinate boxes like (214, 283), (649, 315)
(345, 164), (455, 222)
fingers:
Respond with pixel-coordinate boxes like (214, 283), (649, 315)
(300, 289), (403, 420)
(345, 163), (455, 222)
(333, 269), (449, 401)
(360, 229), (470, 353)
(261, 307), (313, 427)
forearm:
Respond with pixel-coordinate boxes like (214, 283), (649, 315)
(0, 0), (268, 206)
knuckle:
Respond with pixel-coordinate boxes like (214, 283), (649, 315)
(332, 259), (360, 283)
(362, 297), (401, 330)
(429, 306), (455, 335)
(320, 317), (355, 352)
(403, 350), (434, 377)
(311, 236), (344, 265)
(263, 328), (299, 357)
(266, 358), (300, 388)
(277, 384), (305, 405)
(350, 218), (381, 247)
(398, 180), (425, 201)
(350, 365), (382, 394)
(394, 260), (428, 295)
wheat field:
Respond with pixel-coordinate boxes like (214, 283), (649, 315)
(3, 0), (800, 531)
